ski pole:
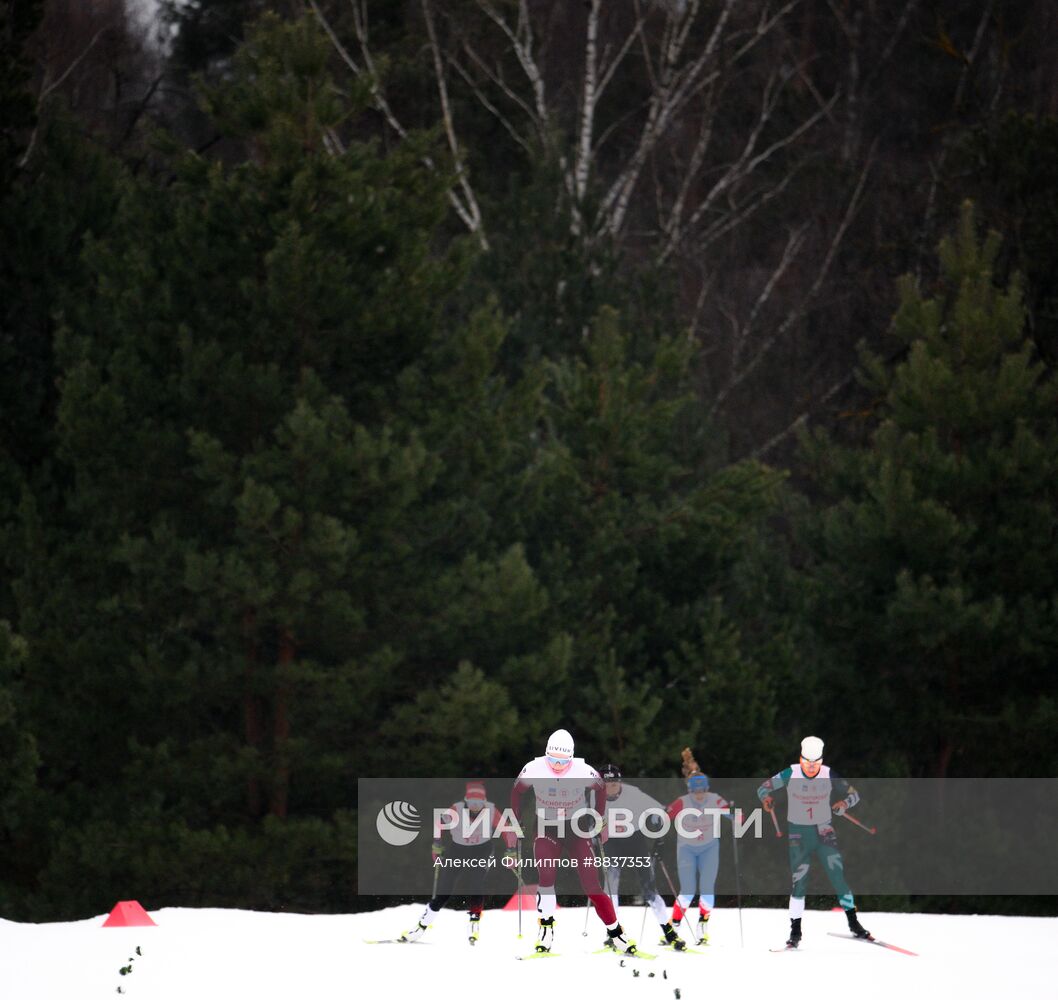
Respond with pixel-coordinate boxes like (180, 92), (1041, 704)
(585, 835), (609, 935)
(583, 837), (599, 935)
(658, 856), (696, 944)
(839, 811), (877, 835)
(511, 844), (525, 938)
(731, 804), (744, 949)
(766, 802), (783, 838)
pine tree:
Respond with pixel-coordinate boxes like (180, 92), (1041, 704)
(510, 305), (790, 774)
(13, 15), (548, 914)
(0, 620), (40, 911)
(801, 202), (1058, 777)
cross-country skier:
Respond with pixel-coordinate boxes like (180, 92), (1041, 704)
(597, 763), (687, 951)
(757, 735), (872, 949)
(401, 781), (501, 943)
(510, 729), (637, 954)
(666, 748), (732, 944)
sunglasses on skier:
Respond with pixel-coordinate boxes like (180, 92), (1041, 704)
(546, 754), (573, 771)
(800, 755), (822, 776)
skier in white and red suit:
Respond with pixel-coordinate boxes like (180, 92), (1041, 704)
(509, 729), (638, 954)
(401, 781), (501, 943)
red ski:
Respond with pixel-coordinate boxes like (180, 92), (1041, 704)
(826, 932), (918, 956)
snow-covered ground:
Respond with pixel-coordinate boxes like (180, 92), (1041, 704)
(1, 902), (1053, 999)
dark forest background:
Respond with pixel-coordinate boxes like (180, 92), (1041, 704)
(1, 0), (1056, 920)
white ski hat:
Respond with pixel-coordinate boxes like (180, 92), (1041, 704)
(546, 728), (575, 759)
(800, 735), (824, 761)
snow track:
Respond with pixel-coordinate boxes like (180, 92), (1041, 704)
(1, 903), (1053, 999)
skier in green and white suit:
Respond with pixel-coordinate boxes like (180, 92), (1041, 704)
(757, 735), (872, 948)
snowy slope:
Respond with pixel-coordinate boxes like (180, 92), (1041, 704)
(1, 903), (1053, 1000)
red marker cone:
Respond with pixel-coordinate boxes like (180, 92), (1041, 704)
(102, 900), (157, 927)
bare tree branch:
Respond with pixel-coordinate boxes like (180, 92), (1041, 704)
(448, 50), (534, 154)
(920, 0), (996, 272)
(309, 0), (488, 246)
(709, 141), (876, 416)
(574, 0), (601, 218)
(749, 370), (855, 461)
(474, 0), (548, 123)
(20, 26), (113, 168)
(422, 0), (488, 248)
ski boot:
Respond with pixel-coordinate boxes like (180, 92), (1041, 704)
(846, 907), (872, 940)
(468, 913), (481, 944)
(659, 922), (687, 951)
(786, 917), (801, 949)
(400, 920), (429, 943)
(535, 916), (555, 953)
(696, 911), (710, 945)
(606, 923), (637, 955)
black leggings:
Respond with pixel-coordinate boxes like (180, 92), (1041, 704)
(430, 841), (494, 914)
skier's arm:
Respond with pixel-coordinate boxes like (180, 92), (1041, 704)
(757, 767), (793, 811)
(511, 778), (530, 822)
(507, 778), (531, 850)
(589, 776), (609, 843)
(829, 771), (860, 815)
(666, 798), (683, 824)
(431, 802), (459, 857)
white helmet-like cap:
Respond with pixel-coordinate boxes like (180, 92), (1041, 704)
(800, 735), (824, 761)
(546, 728), (575, 758)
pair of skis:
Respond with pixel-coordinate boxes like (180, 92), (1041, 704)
(517, 946), (658, 961)
(771, 932), (917, 956)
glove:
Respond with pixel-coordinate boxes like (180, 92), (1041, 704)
(832, 800), (847, 816)
(431, 840), (444, 862)
(761, 795), (775, 813)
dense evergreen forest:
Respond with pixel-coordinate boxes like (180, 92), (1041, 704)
(1, 1), (1056, 918)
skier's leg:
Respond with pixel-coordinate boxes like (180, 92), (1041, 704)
(788, 827), (812, 910)
(427, 847), (460, 913)
(816, 825), (869, 935)
(531, 835), (561, 952)
(637, 855), (667, 926)
(569, 835), (617, 926)
(687, 842), (714, 941)
(699, 839), (719, 912)
(533, 835), (561, 916)
(640, 851), (685, 947)
(406, 853), (460, 937)
(675, 843), (697, 910)
(693, 840), (718, 941)
(467, 846), (489, 918)
(424, 896), (449, 917)
(817, 826), (855, 910)
(784, 825), (813, 946)
(603, 857), (621, 912)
